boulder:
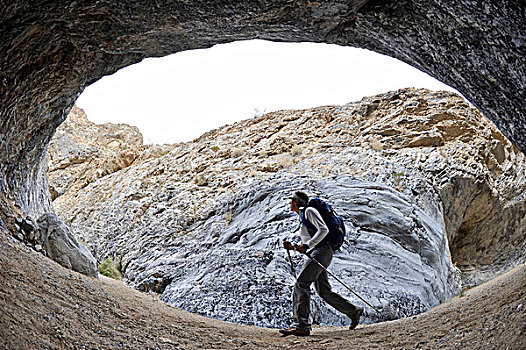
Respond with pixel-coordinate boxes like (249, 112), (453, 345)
(37, 213), (98, 278)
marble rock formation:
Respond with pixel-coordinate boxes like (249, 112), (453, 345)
(48, 89), (525, 327)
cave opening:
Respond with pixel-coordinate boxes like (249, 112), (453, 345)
(1, 0), (525, 332)
(46, 38), (518, 328)
(72, 40), (459, 145)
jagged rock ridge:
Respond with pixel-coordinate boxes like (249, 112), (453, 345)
(48, 88), (526, 328)
(47, 106), (145, 200)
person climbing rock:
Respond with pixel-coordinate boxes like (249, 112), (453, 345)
(279, 191), (363, 337)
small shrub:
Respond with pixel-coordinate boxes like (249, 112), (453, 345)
(392, 171), (404, 186)
(392, 171), (404, 192)
(98, 258), (121, 280)
(277, 154), (294, 168)
(211, 145), (220, 152)
(458, 287), (470, 298)
(231, 148), (244, 158)
(370, 139), (384, 151)
(150, 148), (171, 159)
(224, 211), (234, 225)
(291, 145), (303, 156)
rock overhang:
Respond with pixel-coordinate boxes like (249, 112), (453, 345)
(0, 0), (525, 289)
(1, 1), (525, 212)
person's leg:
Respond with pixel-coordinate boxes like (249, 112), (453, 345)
(315, 268), (360, 317)
(313, 246), (363, 328)
(292, 255), (325, 331)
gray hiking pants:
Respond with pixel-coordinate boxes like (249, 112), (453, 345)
(292, 244), (359, 331)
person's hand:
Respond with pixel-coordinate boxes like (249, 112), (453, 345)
(283, 240), (294, 250)
(295, 244), (308, 254)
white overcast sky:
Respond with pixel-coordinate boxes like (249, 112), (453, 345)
(76, 40), (458, 145)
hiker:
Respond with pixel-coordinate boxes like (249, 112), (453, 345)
(279, 191), (363, 336)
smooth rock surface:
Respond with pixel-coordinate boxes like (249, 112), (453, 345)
(155, 177), (460, 327)
(37, 213), (98, 278)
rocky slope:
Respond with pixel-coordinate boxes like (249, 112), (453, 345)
(48, 88), (526, 329)
(47, 106), (146, 200)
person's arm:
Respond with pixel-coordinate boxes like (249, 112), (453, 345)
(303, 207), (329, 248)
(284, 217), (311, 250)
(298, 223), (311, 244)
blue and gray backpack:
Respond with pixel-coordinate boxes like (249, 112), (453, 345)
(300, 197), (346, 251)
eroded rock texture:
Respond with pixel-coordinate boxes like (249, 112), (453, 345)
(48, 89), (525, 327)
(47, 107), (145, 200)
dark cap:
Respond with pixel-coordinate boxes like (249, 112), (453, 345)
(290, 191), (309, 207)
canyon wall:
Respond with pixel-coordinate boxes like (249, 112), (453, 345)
(48, 89), (526, 327)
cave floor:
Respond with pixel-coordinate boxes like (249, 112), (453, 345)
(1, 230), (525, 350)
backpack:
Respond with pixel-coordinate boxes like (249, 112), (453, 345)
(300, 197), (346, 251)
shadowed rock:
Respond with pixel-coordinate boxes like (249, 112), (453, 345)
(0, 1), (525, 227)
(37, 213), (98, 278)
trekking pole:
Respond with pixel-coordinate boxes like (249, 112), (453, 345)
(303, 249), (381, 314)
(286, 249), (297, 279)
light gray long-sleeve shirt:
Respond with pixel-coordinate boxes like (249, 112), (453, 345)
(298, 207), (329, 248)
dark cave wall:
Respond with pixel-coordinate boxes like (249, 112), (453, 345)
(0, 0), (524, 223)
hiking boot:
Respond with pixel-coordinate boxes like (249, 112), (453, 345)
(279, 327), (310, 337)
(349, 307), (363, 330)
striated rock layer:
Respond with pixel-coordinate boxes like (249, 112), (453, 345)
(49, 88), (526, 328)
